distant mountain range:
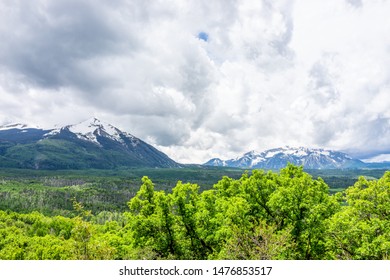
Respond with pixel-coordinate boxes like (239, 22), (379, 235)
(204, 146), (390, 170)
(1, 119), (389, 170)
(0, 118), (179, 169)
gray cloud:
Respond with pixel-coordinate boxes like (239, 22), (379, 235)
(1, 0), (132, 90)
(346, 0), (363, 8)
(1, 0), (390, 163)
(308, 54), (341, 106)
(343, 117), (390, 158)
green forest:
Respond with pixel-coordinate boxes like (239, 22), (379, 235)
(0, 164), (389, 260)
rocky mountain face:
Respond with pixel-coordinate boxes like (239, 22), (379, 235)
(204, 146), (367, 169)
(1, 120), (388, 170)
(0, 118), (179, 169)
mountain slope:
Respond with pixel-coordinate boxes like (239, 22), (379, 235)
(0, 124), (51, 144)
(204, 146), (366, 169)
(0, 118), (179, 169)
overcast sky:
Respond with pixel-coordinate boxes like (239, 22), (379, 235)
(1, 0), (390, 163)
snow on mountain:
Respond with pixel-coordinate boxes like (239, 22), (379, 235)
(0, 123), (41, 131)
(204, 158), (228, 167)
(0, 123), (51, 144)
(69, 118), (129, 143)
(0, 117), (179, 169)
(46, 117), (140, 147)
(1, 119), (387, 170)
(204, 146), (365, 169)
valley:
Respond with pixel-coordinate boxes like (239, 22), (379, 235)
(0, 166), (248, 216)
(1, 119), (389, 260)
(0, 166), (387, 216)
(1, 164), (389, 260)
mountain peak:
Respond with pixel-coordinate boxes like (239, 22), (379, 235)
(57, 118), (136, 146)
(42, 117), (136, 146)
(82, 117), (105, 126)
(204, 146), (365, 169)
(69, 117), (111, 132)
(0, 118), (179, 169)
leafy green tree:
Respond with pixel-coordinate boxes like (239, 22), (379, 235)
(49, 216), (75, 239)
(267, 164), (340, 259)
(127, 176), (179, 259)
(70, 198), (95, 259)
(193, 189), (220, 256)
(239, 170), (278, 223)
(222, 221), (292, 260)
(23, 235), (75, 260)
(128, 176), (156, 216)
(326, 173), (390, 259)
(71, 216), (93, 259)
(0, 225), (29, 260)
(170, 181), (212, 259)
(205, 165), (340, 259)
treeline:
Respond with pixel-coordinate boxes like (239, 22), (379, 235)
(0, 164), (389, 260)
(0, 168), (246, 216)
(0, 180), (137, 216)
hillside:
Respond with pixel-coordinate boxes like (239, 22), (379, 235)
(0, 118), (179, 169)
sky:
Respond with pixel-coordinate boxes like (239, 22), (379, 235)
(1, 0), (390, 164)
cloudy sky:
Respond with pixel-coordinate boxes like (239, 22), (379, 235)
(1, 0), (390, 163)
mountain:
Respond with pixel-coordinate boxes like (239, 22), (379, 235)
(0, 123), (51, 144)
(0, 118), (179, 169)
(204, 146), (367, 169)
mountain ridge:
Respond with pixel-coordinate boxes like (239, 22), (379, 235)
(1, 119), (390, 170)
(203, 146), (378, 169)
(0, 118), (179, 169)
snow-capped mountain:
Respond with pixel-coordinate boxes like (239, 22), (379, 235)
(0, 123), (40, 131)
(204, 146), (366, 169)
(205, 158), (228, 167)
(0, 123), (51, 144)
(45, 118), (140, 147)
(0, 118), (179, 169)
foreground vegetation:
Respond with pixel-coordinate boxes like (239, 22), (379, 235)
(0, 166), (384, 216)
(0, 167), (246, 216)
(0, 164), (389, 260)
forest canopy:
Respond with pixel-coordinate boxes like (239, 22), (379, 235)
(0, 164), (389, 260)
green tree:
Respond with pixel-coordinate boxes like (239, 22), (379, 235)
(238, 170), (278, 223)
(71, 217), (93, 259)
(127, 176), (179, 259)
(267, 164), (340, 259)
(170, 181), (212, 259)
(70, 198), (94, 259)
(222, 221), (292, 260)
(326, 173), (390, 259)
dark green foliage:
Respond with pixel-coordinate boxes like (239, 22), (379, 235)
(0, 165), (389, 260)
(3, 139), (148, 169)
(0, 167), (246, 216)
(0, 120), (180, 169)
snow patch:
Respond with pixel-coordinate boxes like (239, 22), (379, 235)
(206, 146), (357, 169)
(265, 150), (281, 158)
(0, 123), (41, 131)
(251, 156), (266, 166)
(43, 129), (60, 137)
(44, 118), (140, 147)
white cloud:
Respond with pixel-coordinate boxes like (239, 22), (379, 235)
(1, 0), (390, 163)
(363, 153), (390, 163)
